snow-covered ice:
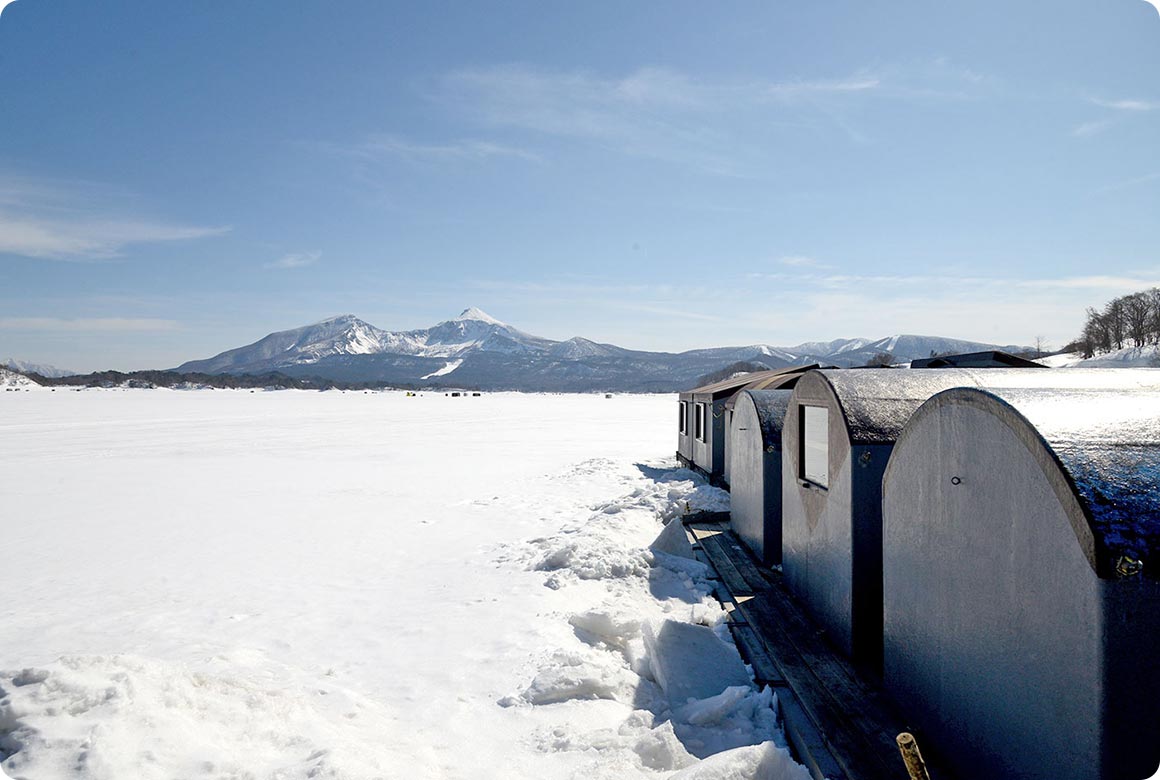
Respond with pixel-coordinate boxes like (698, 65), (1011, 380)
(0, 390), (805, 779)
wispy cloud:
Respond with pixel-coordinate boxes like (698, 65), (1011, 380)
(431, 62), (994, 172)
(352, 134), (541, 164)
(264, 251), (321, 270)
(0, 215), (228, 261)
(724, 268), (1160, 349)
(1091, 97), (1160, 112)
(0, 176), (228, 261)
(0, 317), (179, 331)
(1073, 96), (1159, 137)
(777, 255), (831, 269)
(1095, 171), (1160, 194)
(1073, 118), (1118, 137)
(750, 269), (1160, 292)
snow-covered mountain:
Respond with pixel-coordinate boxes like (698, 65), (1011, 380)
(3, 358), (73, 378)
(174, 308), (1034, 391)
(0, 367), (43, 388)
(177, 308), (555, 374)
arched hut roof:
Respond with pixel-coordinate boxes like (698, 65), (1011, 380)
(687, 364), (819, 402)
(891, 386), (1160, 580)
(806, 367), (1160, 446)
(809, 368), (982, 444)
(721, 364), (822, 411)
(733, 389), (793, 450)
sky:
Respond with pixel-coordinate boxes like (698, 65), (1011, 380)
(0, 0), (1158, 371)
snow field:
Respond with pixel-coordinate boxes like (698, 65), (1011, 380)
(0, 390), (806, 779)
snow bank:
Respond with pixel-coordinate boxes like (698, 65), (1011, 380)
(0, 654), (402, 780)
(1036, 347), (1160, 368)
(667, 742), (811, 780)
(498, 456), (801, 776)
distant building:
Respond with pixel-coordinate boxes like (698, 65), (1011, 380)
(882, 386), (1160, 780)
(910, 350), (1044, 369)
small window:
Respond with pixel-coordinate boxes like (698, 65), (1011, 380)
(695, 402), (706, 442)
(801, 405), (828, 488)
(679, 401), (688, 435)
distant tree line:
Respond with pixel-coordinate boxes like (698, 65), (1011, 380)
(1077, 288), (1160, 357)
(18, 368), (420, 392)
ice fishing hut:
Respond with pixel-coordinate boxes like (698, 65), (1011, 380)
(882, 386), (1160, 780)
(678, 366), (814, 485)
(721, 365), (820, 488)
(727, 389), (793, 565)
(781, 368), (993, 668)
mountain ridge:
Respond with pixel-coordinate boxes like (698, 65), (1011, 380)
(174, 307), (1034, 392)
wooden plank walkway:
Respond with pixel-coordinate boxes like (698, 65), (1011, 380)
(683, 516), (954, 780)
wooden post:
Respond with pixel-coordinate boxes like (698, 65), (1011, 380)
(896, 732), (931, 780)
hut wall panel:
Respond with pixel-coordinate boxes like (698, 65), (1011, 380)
(783, 374), (894, 664)
(1101, 579), (1160, 778)
(722, 409), (734, 487)
(883, 401), (1105, 779)
(709, 399), (728, 478)
(729, 399), (784, 564)
(782, 391), (857, 659)
(677, 397), (694, 463)
(691, 403), (710, 472)
(848, 443), (888, 670)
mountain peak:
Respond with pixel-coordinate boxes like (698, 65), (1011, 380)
(455, 307), (505, 326)
(311, 314), (363, 326)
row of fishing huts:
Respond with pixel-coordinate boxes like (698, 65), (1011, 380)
(675, 359), (1160, 780)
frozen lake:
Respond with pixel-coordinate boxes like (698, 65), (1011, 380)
(0, 390), (804, 780)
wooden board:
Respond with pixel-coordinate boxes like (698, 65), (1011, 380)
(682, 521), (955, 780)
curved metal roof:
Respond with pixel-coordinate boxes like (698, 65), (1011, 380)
(733, 389), (793, 449)
(685, 364), (819, 400)
(903, 386), (1160, 580)
(811, 367), (1160, 445)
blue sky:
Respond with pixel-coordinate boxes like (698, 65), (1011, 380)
(1, 0), (1158, 371)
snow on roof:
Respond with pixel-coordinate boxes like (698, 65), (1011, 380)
(687, 365), (817, 400)
(941, 387), (1160, 580)
(814, 367), (1160, 445)
(815, 368), (983, 444)
(735, 389), (793, 449)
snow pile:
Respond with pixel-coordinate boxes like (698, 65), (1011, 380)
(498, 461), (804, 777)
(0, 654), (403, 779)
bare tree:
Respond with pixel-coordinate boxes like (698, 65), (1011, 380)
(1148, 288), (1160, 345)
(1123, 292), (1152, 348)
(1104, 298), (1127, 351)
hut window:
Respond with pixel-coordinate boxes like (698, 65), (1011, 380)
(679, 401), (688, 435)
(801, 405), (829, 488)
(695, 403), (706, 442)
